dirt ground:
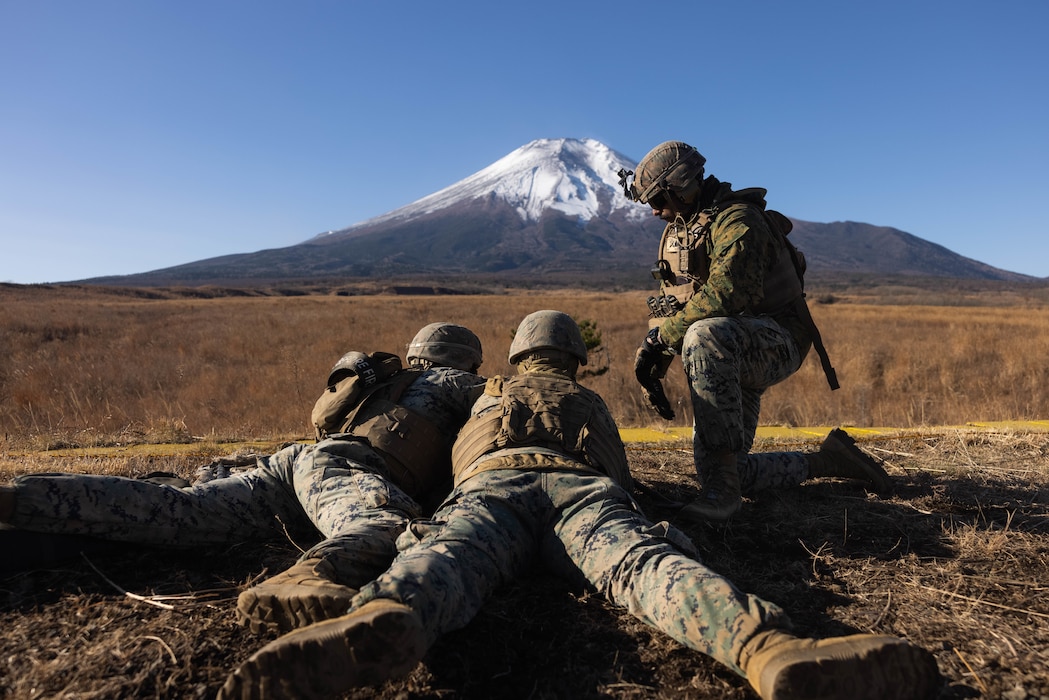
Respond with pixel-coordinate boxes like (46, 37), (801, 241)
(2, 430), (1047, 700)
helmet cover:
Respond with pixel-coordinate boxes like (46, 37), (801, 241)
(508, 310), (588, 366)
(406, 322), (483, 371)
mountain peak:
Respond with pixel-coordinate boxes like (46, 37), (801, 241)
(77, 138), (1034, 286)
(318, 137), (645, 240)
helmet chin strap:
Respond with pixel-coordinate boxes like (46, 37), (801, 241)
(665, 188), (701, 220)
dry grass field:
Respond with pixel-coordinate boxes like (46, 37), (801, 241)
(2, 282), (1048, 699)
(3, 282), (1049, 449)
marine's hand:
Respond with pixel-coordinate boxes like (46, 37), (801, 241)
(640, 376), (675, 420)
(634, 329), (676, 420)
(635, 328), (673, 379)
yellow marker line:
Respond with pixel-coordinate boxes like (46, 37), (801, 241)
(6, 421), (1048, 457)
(620, 420), (1049, 443)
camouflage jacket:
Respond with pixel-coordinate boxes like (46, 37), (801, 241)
(656, 178), (811, 352)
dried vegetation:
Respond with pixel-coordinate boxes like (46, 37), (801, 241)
(3, 282), (1049, 450)
(2, 283), (1048, 699)
(2, 430), (1047, 699)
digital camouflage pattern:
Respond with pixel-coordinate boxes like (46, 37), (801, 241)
(352, 363), (791, 678)
(639, 170), (818, 491)
(508, 310), (588, 365)
(6, 366), (485, 587)
(631, 141), (706, 204)
(406, 322), (483, 371)
(682, 315), (802, 449)
(654, 184), (809, 351)
(681, 315), (810, 493)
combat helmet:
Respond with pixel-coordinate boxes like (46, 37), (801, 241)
(626, 141), (706, 205)
(508, 310), (588, 366)
(406, 322), (483, 372)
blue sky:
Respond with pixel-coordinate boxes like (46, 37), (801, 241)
(2, 1), (1046, 283)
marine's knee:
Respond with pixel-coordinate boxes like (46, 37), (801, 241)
(683, 317), (743, 355)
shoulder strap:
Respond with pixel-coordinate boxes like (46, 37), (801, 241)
(341, 367), (425, 432)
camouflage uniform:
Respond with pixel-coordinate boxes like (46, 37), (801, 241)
(217, 314), (928, 700)
(352, 366), (790, 676)
(653, 178), (813, 494)
(6, 366), (484, 588)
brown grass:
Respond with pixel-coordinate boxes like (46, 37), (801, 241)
(1, 429), (1047, 699)
(2, 283), (1048, 698)
(3, 284), (1049, 452)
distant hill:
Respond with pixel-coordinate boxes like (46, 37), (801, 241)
(79, 138), (1034, 287)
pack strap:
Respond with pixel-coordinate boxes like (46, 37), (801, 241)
(769, 211), (840, 391)
(794, 296), (840, 390)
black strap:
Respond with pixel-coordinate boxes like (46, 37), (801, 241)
(794, 296), (840, 390)
(770, 212), (840, 391)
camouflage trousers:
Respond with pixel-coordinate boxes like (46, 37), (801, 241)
(680, 316), (809, 494)
(353, 467), (790, 676)
(8, 438), (422, 588)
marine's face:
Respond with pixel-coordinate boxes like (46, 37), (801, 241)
(647, 189), (683, 223)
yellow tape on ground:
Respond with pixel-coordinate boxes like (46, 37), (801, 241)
(619, 420), (1049, 443)
(8, 422), (1048, 457)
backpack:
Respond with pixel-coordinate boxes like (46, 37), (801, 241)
(762, 209), (839, 390)
(311, 351), (405, 440)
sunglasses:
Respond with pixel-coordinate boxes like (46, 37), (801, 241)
(646, 190), (668, 210)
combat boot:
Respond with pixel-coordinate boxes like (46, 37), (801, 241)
(218, 598), (426, 700)
(678, 451), (741, 523)
(741, 628), (940, 700)
(807, 428), (895, 495)
(237, 557), (357, 634)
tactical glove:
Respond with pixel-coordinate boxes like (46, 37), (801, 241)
(634, 328), (676, 420)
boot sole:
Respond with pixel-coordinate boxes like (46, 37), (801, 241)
(219, 600), (426, 700)
(762, 636), (940, 700)
(237, 582), (356, 634)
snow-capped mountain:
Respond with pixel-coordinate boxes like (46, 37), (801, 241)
(78, 138), (1032, 286)
(282, 137), (664, 278)
(315, 138), (648, 239)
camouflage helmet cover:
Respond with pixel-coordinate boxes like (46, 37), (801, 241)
(406, 322), (483, 371)
(631, 141), (706, 204)
(508, 310), (588, 366)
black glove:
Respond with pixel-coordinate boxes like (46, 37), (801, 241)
(634, 328), (676, 420)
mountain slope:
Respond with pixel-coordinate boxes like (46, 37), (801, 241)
(788, 220), (1029, 280)
(79, 138), (1033, 285)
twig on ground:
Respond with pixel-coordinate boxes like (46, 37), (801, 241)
(82, 553), (241, 610)
(904, 579), (1049, 619)
(82, 554), (177, 611)
(953, 647), (989, 695)
(139, 635), (178, 664)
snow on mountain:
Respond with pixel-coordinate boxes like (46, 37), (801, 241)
(316, 138), (647, 240)
(77, 137), (1035, 285)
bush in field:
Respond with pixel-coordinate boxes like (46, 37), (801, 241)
(577, 318), (602, 351)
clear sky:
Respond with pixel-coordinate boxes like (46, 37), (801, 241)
(2, 0), (1046, 284)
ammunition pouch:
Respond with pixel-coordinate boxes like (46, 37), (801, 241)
(647, 293), (686, 319)
(352, 402), (450, 499)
